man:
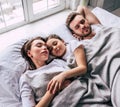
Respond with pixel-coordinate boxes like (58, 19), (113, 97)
(66, 6), (120, 107)
(66, 6), (101, 40)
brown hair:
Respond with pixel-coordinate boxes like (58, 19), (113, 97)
(66, 12), (83, 34)
(21, 36), (45, 70)
(46, 34), (63, 42)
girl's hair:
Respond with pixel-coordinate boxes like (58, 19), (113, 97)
(21, 36), (45, 70)
(46, 34), (63, 42)
(46, 34), (67, 59)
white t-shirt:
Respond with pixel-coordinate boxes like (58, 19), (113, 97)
(19, 59), (70, 107)
(91, 24), (103, 33)
(62, 40), (83, 68)
(62, 24), (103, 68)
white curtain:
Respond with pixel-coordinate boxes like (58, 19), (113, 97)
(70, 0), (89, 10)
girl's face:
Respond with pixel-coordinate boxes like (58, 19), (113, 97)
(27, 39), (49, 64)
(46, 38), (66, 57)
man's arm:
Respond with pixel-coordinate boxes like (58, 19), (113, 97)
(76, 6), (101, 25)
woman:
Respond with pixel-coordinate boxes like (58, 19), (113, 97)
(46, 34), (87, 94)
(19, 36), (71, 107)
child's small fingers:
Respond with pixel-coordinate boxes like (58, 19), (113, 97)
(49, 81), (56, 93)
(59, 83), (62, 90)
(53, 82), (59, 94)
(47, 80), (53, 91)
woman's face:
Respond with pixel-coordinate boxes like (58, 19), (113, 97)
(28, 39), (49, 63)
(46, 38), (66, 57)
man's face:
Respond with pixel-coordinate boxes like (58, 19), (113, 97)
(69, 15), (92, 38)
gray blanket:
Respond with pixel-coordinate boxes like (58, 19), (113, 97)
(0, 27), (120, 107)
(25, 71), (62, 102)
(51, 27), (120, 107)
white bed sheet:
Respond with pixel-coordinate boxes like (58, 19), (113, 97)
(49, 7), (120, 42)
(92, 7), (120, 28)
(0, 7), (120, 107)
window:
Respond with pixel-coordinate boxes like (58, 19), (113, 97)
(0, 0), (66, 34)
(27, 0), (66, 21)
(0, 0), (24, 32)
(33, 0), (60, 14)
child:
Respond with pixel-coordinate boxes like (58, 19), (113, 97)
(46, 34), (87, 94)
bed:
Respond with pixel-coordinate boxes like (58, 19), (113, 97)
(0, 7), (120, 107)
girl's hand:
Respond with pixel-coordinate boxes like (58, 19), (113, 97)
(47, 73), (66, 94)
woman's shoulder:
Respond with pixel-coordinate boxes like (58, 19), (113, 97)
(51, 58), (67, 65)
(51, 59), (70, 69)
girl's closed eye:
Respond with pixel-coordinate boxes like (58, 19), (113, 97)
(52, 41), (57, 46)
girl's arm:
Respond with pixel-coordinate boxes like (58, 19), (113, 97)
(62, 45), (87, 78)
(57, 45), (87, 78)
(76, 6), (101, 25)
(47, 45), (87, 94)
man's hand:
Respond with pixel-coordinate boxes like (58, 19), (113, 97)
(76, 5), (101, 24)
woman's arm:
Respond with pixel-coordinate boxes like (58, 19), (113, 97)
(76, 6), (101, 25)
(47, 45), (87, 94)
(35, 91), (54, 107)
(19, 75), (36, 107)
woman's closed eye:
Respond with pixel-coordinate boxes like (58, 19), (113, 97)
(36, 43), (46, 48)
(36, 43), (43, 47)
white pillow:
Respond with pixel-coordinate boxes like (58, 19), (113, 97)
(92, 7), (120, 28)
(48, 24), (76, 42)
(0, 33), (46, 106)
(48, 7), (120, 42)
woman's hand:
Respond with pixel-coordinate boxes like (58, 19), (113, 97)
(47, 73), (66, 94)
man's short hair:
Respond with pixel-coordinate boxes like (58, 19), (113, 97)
(66, 12), (83, 33)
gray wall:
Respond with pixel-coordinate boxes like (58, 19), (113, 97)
(103, 0), (120, 11)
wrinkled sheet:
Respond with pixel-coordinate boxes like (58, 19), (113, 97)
(51, 27), (120, 107)
(0, 26), (120, 107)
(0, 39), (27, 107)
(0, 35), (45, 107)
